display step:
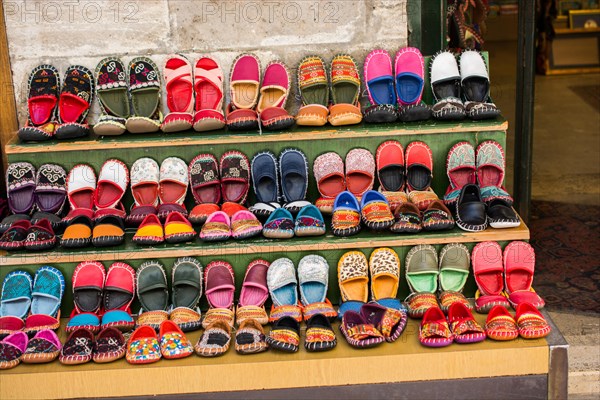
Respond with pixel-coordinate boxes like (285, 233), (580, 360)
(0, 221), (529, 267)
(0, 311), (561, 400)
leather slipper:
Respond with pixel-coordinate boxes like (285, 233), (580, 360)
(94, 159), (129, 210)
(438, 243), (472, 313)
(422, 200), (454, 231)
(126, 57), (161, 133)
(23, 218), (57, 251)
(55, 65), (94, 140)
(189, 153), (220, 205)
(61, 215), (93, 248)
(171, 257), (203, 332)
(444, 141), (477, 206)
(504, 241), (545, 309)
(227, 53), (260, 131)
(338, 251), (368, 304)
(22, 329), (62, 364)
(59, 328), (93, 365)
(205, 261), (235, 309)
(419, 306), (453, 347)
(279, 148), (308, 211)
(162, 54), (194, 132)
(516, 303), (551, 339)
(456, 184), (488, 232)
(220, 151), (250, 204)
(296, 55), (329, 126)
(136, 261), (169, 329)
(189, 203), (220, 225)
(72, 261), (105, 315)
(0, 271), (32, 337)
(430, 51), (465, 120)
(266, 316), (301, 353)
(102, 262), (135, 331)
(405, 245), (439, 318)
(0, 220), (31, 251)
(94, 57), (129, 136)
(6, 162), (36, 215)
(26, 266), (64, 334)
(126, 325), (161, 364)
(294, 204), (326, 237)
(159, 156), (188, 209)
(18, 65), (59, 141)
(298, 255), (337, 319)
(369, 248), (401, 301)
(391, 202), (422, 233)
(328, 54), (362, 126)
(237, 259), (270, 326)
(363, 49), (397, 123)
(472, 241), (510, 313)
(235, 319), (269, 354)
(92, 215), (125, 247)
(376, 140), (405, 192)
(395, 47), (431, 122)
(251, 151), (280, 208)
(193, 56), (226, 132)
(314, 152), (346, 199)
(362, 302), (407, 343)
(460, 50), (500, 120)
(34, 164), (67, 214)
(258, 61), (295, 130)
(133, 214), (164, 245)
(164, 211), (196, 244)
(93, 327), (126, 363)
(406, 141), (433, 192)
(67, 164), (96, 211)
(345, 148), (375, 196)
(448, 302), (486, 343)
(488, 199), (521, 228)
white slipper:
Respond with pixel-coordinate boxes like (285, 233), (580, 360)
(94, 160), (129, 209)
(430, 51), (465, 121)
(67, 164), (96, 210)
(159, 157), (189, 205)
(266, 258), (298, 307)
(131, 157), (160, 207)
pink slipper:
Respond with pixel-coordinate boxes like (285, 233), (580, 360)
(364, 49), (396, 105)
(314, 152), (346, 199)
(162, 55), (194, 133)
(394, 47), (425, 106)
(227, 54), (260, 130)
(472, 241), (510, 313)
(444, 141), (476, 205)
(257, 61), (294, 130)
(504, 241), (545, 309)
(231, 210), (262, 240)
(345, 148), (375, 196)
(200, 211), (231, 242)
(237, 259), (270, 325)
(193, 56), (226, 132)
(205, 261), (235, 309)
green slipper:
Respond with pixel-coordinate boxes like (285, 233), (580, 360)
(438, 243), (472, 313)
(405, 244), (439, 318)
(170, 257), (203, 332)
(136, 261), (169, 329)
(126, 57), (162, 133)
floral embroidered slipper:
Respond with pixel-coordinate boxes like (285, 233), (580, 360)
(195, 319), (232, 357)
(405, 141), (433, 192)
(59, 328), (94, 365)
(24, 266), (64, 335)
(504, 241), (545, 309)
(18, 65), (60, 141)
(337, 251), (369, 317)
(360, 190), (394, 230)
(55, 65), (95, 140)
(237, 259), (270, 326)
(136, 261), (169, 330)
(34, 163), (67, 215)
(438, 243), (472, 313)
(430, 51), (466, 121)
(328, 54), (362, 126)
(66, 261), (105, 334)
(444, 141), (476, 206)
(227, 54), (260, 131)
(294, 205), (326, 236)
(296, 55), (329, 126)
(93, 327), (126, 363)
(363, 49), (397, 123)
(22, 329), (61, 364)
(170, 257), (203, 332)
(162, 54), (194, 132)
(127, 157), (160, 226)
(231, 210), (262, 239)
(188, 153), (220, 206)
(126, 57), (162, 133)
(369, 248), (401, 302)
(448, 302), (486, 343)
(193, 56), (226, 132)
(23, 219), (57, 251)
(485, 305), (518, 341)
(200, 211), (231, 241)
(516, 303), (551, 339)
(460, 50), (500, 120)
(346, 148), (375, 196)
(419, 306), (453, 347)
(405, 245), (439, 318)
(331, 191), (361, 237)
(126, 325), (161, 364)
(476, 140), (513, 205)
(0, 331), (28, 369)
(361, 302), (407, 343)
(340, 310), (384, 348)
(304, 314), (337, 352)
(395, 47), (431, 122)
(159, 320), (193, 359)
(0, 271), (32, 336)
(391, 202), (422, 233)
(220, 150), (250, 204)
(164, 212), (196, 244)
(101, 262), (135, 332)
(267, 316), (301, 353)
(472, 241), (510, 313)
(422, 200), (454, 231)
(376, 141), (405, 192)
(94, 57), (129, 136)
(6, 162), (36, 215)
(235, 319), (268, 354)
(279, 149), (310, 213)
(314, 152), (346, 201)
(158, 157), (189, 220)
(258, 61), (295, 131)
(262, 208), (294, 239)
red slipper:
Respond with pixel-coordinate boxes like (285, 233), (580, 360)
(193, 56), (226, 132)
(257, 61), (295, 131)
(101, 262), (135, 331)
(72, 261), (106, 315)
(188, 154), (220, 204)
(376, 140), (405, 192)
(188, 203), (220, 225)
(220, 151), (250, 204)
(345, 148), (375, 196)
(472, 242), (510, 313)
(447, 302), (486, 344)
(504, 241), (545, 309)
(405, 141), (433, 192)
(162, 55), (194, 133)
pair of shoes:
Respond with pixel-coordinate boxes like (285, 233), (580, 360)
(377, 140), (435, 193)
(391, 200), (454, 233)
(18, 64), (94, 141)
(94, 57), (161, 135)
(341, 302), (407, 348)
(60, 327), (126, 365)
(419, 303), (486, 347)
(161, 54), (226, 132)
(262, 205), (325, 239)
(200, 209), (261, 241)
(190, 201), (247, 225)
(363, 47), (431, 123)
(486, 304), (551, 341)
(473, 241), (545, 313)
(331, 190), (394, 236)
(296, 55), (362, 127)
(404, 244), (472, 318)
(62, 214), (125, 248)
(0, 219), (56, 251)
(249, 149), (310, 217)
(0, 267), (65, 337)
(227, 54), (295, 131)
(134, 212), (196, 245)
(126, 321), (193, 364)
(135, 259), (203, 332)
(66, 261), (135, 333)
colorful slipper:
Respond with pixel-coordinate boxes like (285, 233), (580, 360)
(346, 148), (375, 196)
(338, 251), (369, 305)
(93, 57), (129, 136)
(220, 150), (250, 204)
(205, 261), (235, 311)
(200, 211), (231, 241)
(297, 255), (337, 319)
(422, 200), (454, 231)
(405, 141), (433, 192)
(296, 55), (329, 126)
(126, 325), (161, 364)
(23, 219), (57, 251)
(460, 50), (500, 120)
(448, 302), (486, 343)
(314, 152), (346, 199)
(60, 215), (93, 248)
(360, 190), (394, 230)
(189, 203), (220, 225)
(0, 331), (28, 369)
(430, 51), (466, 121)
(304, 314), (337, 352)
(438, 243), (472, 313)
(267, 316), (301, 353)
(0, 271), (32, 337)
(363, 49), (397, 123)
(92, 215), (125, 247)
(170, 257), (203, 332)
(235, 319), (268, 354)
(361, 302), (407, 343)
(328, 54), (362, 126)
(279, 149), (309, 212)
(419, 306), (453, 347)
(391, 202), (422, 233)
(340, 310), (384, 348)
(101, 262), (135, 332)
(227, 54), (260, 131)
(476, 141), (512, 204)
(162, 54), (194, 132)
(55, 65), (94, 140)
(193, 56), (226, 131)
(6, 162), (36, 215)
(188, 153), (220, 205)
(59, 328), (93, 365)
(485, 305), (518, 341)
(472, 241), (510, 313)
(294, 205), (326, 236)
(405, 245), (439, 318)
(18, 65), (59, 141)
(94, 159), (128, 210)
(262, 208), (294, 239)
(0, 220), (30, 250)
(258, 61), (295, 130)
(267, 258), (299, 308)
(126, 57), (161, 133)
(159, 320), (193, 359)
(133, 213), (164, 246)
(376, 141), (405, 192)
(128, 157), (160, 226)
(195, 320), (231, 357)
(136, 261), (169, 330)
(331, 191), (361, 237)
(22, 329), (61, 364)
(27, 266), (64, 332)
(231, 210), (262, 239)
(369, 248), (400, 301)
(237, 259), (270, 326)
(0, 215), (30, 236)
(93, 327), (126, 363)
(504, 241), (545, 309)
(408, 188), (439, 212)
(516, 303), (551, 339)
(66, 164), (96, 211)
(164, 212), (196, 244)
(34, 164), (67, 214)
(395, 47), (431, 122)
(444, 141), (476, 206)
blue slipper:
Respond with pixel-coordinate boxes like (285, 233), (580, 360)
(298, 255), (328, 305)
(294, 205), (326, 237)
(1, 271), (33, 319)
(66, 313), (100, 333)
(331, 191), (362, 237)
(337, 301), (365, 319)
(262, 208), (294, 239)
(267, 258), (298, 307)
(360, 190), (394, 230)
(279, 149), (309, 213)
(251, 151), (279, 204)
(31, 266), (65, 318)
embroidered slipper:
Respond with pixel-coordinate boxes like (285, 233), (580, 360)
(159, 320), (193, 359)
(438, 244), (472, 313)
(128, 157), (160, 226)
(92, 327), (126, 363)
(369, 248), (400, 301)
(361, 302), (407, 343)
(189, 203), (220, 225)
(136, 261), (169, 330)
(92, 215), (125, 247)
(200, 211), (231, 241)
(444, 141), (477, 206)
(227, 54), (260, 131)
(456, 184), (488, 232)
(220, 151), (250, 204)
(67, 261), (105, 334)
(294, 205), (326, 236)
(66, 164), (96, 211)
(195, 319), (231, 357)
(28, 266), (64, 329)
(363, 49), (397, 123)
(340, 310), (384, 348)
(262, 208), (294, 239)
(331, 191), (361, 237)
(193, 56), (226, 131)
(296, 55), (329, 126)
(251, 151), (280, 215)
(408, 189), (439, 212)
(485, 305), (518, 341)
(0, 214), (30, 236)
(419, 306), (453, 347)
(487, 199), (521, 228)
(472, 241), (510, 313)
(235, 319), (268, 354)
(298, 255), (336, 320)
(22, 329), (61, 364)
(516, 303), (551, 339)
(430, 51), (466, 121)
(60, 215), (92, 248)
(278, 148), (309, 212)
(391, 202), (422, 233)
(405, 141), (433, 192)
(395, 47), (431, 122)
(360, 190), (394, 230)
(55, 65), (94, 140)
(101, 262), (135, 331)
(422, 200), (454, 231)
(126, 325), (161, 364)
(302, 314), (337, 352)
(18, 65), (60, 141)
(94, 159), (128, 210)
(381, 189), (409, 210)
(205, 261), (235, 310)
(448, 302), (486, 343)
(504, 241), (545, 309)
(328, 54), (362, 126)
(338, 251), (369, 306)
(376, 141), (405, 192)
(267, 316), (301, 353)
(162, 54), (194, 132)
(314, 152), (346, 199)
(267, 258), (299, 309)
(0, 220), (31, 250)
(235, 259), (270, 326)
(33, 164), (67, 215)
(405, 245), (439, 318)
(158, 157), (189, 218)
(231, 210), (262, 239)
(460, 50), (500, 120)
(126, 57), (162, 133)
(346, 148), (375, 196)
(59, 328), (93, 365)
(0, 271), (32, 337)
(476, 141), (513, 205)
(257, 61), (295, 130)
(0, 331), (28, 369)
(169, 257), (203, 332)
(23, 219), (56, 251)
(93, 57), (129, 136)
(6, 162), (36, 215)
(164, 212), (196, 243)
(188, 153), (220, 206)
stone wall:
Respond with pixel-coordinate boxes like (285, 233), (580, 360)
(4, 0), (409, 124)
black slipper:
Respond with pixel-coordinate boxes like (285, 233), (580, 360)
(456, 184), (488, 232)
(304, 314), (337, 352)
(251, 152), (279, 204)
(18, 65), (60, 142)
(487, 199), (520, 229)
(398, 102), (432, 122)
(363, 104), (398, 124)
(55, 65), (94, 140)
(266, 316), (300, 353)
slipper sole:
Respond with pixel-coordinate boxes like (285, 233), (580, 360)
(193, 117), (226, 132)
(18, 127), (53, 142)
(165, 232), (196, 244)
(93, 348), (126, 363)
(227, 119), (259, 131)
(398, 103), (431, 122)
(92, 236), (125, 247)
(21, 351), (59, 364)
(24, 239), (57, 251)
(132, 236), (164, 246)
(262, 229), (294, 239)
(55, 123), (89, 140)
(332, 225), (361, 237)
(422, 221), (455, 231)
(265, 337), (298, 353)
(294, 227), (326, 237)
(261, 116), (295, 131)
(61, 238), (91, 248)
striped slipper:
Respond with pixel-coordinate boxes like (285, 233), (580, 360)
(419, 306), (453, 347)
(235, 319), (268, 355)
(340, 310), (384, 349)
(485, 305), (518, 341)
(448, 302), (486, 344)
